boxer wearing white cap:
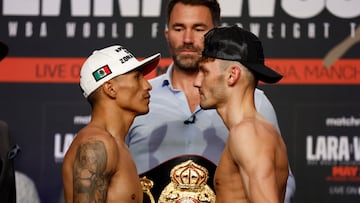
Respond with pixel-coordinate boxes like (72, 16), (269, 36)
(62, 45), (160, 203)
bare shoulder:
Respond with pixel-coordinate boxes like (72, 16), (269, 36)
(227, 116), (281, 159)
(230, 117), (278, 140)
(62, 125), (119, 202)
(63, 125), (119, 171)
(74, 125), (117, 150)
(77, 125), (114, 142)
(228, 118), (259, 142)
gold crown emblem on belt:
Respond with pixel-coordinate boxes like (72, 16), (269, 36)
(171, 160), (208, 190)
(158, 160), (215, 203)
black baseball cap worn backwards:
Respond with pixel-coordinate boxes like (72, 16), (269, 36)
(202, 25), (283, 83)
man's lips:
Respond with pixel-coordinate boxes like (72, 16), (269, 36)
(198, 90), (204, 97)
(180, 50), (197, 55)
(178, 47), (199, 53)
(144, 93), (151, 100)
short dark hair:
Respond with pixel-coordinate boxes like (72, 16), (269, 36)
(166, 0), (221, 26)
(87, 89), (98, 108)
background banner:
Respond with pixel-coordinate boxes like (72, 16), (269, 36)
(0, 1), (359, 202)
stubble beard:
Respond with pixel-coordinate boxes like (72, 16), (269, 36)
(172, 48), (202, 74)
(200, 96), (215, 110)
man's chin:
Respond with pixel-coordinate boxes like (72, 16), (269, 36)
(200, 103), (214, 110)
(136, 109), (149, 116)
(175, 56), (200, 70)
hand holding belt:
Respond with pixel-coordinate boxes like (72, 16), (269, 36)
(139, 155), (216, 203)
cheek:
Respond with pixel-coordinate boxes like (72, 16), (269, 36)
(194, 33), (206, 48)
(168, 33), (181, 45)
(203, 75), (215, 86)
(207, 77), (225, 97)
(116, 84), (140, 102)
(116, 90), (133, 104)
(117, 88), (146, 111)
(213, 82), (226, 100)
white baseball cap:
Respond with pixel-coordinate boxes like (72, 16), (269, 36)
(80, 45), (160, 98)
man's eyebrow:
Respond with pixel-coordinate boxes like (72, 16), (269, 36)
(171, 23), (208, 28)
(171, 23), (184, 27)
(192, 23), (208, 28)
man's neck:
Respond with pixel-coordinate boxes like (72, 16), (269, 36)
(217, 89), (257, 129)
(171, 66), (200, 112)
(92, 103), (135, 141)
(171, 66), (197, 88)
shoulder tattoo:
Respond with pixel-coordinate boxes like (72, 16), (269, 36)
(73, 140), (109, 202)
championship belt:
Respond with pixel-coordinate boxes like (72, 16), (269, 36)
(139, 155), (216, 203)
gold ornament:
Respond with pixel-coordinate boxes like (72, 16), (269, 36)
(158, 160), (215, 203)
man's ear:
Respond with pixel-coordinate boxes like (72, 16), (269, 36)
(228, 65), (240, 86)
(103, 81), (117, 98)
(164, 27), (169, 42)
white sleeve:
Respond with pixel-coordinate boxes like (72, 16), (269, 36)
(254, 88), (281, 133)
(15, 171), (40, 203)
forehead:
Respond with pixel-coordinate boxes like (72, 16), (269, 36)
(113, 69), (141, 79)
(169, 3), (214, 27)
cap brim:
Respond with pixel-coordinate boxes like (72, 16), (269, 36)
(135, 53), (161, 76)
(245, 63), (283, 83)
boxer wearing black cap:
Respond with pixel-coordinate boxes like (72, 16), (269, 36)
(201, 25), (283, 83)
(194, 25), (289, 203)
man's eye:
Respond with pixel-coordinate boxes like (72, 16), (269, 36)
(174, 28), (183, 32)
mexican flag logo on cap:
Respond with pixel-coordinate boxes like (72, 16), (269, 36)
(93, 65), (112, 81)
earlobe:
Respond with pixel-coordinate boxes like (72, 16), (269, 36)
(164, 29), (169, 42)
